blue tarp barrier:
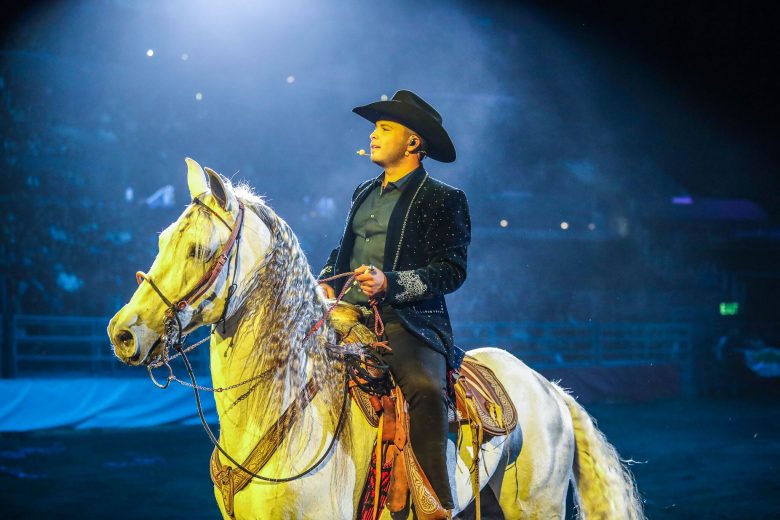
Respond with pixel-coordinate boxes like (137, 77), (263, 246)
(0, 378), (217, 431)
(0, 364), (684, 431)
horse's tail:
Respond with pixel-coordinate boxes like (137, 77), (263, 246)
(553, 385), (645, 520)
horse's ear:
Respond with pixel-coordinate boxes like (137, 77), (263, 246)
(204, 167), (237, 212)
(186, 157), (210, 200)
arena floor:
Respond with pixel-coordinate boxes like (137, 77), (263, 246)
(1, 398), (778, 519)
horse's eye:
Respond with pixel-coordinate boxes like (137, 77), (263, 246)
(188, 244), (199, 258)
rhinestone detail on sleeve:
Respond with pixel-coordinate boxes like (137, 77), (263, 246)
(395, 270), (427, 302)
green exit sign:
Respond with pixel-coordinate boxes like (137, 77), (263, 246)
(720, 302), (739, 316)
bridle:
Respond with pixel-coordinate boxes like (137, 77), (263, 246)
(133, 196), (352, 484)
(135, 197), (245, 386)
(136, 197), (244, 322)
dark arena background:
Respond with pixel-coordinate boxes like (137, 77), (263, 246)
(1, 1), (779, 518)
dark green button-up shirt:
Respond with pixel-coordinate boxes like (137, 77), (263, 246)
(342, 169), (416, 306)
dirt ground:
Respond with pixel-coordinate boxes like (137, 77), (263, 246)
(1, 398), (778, 519)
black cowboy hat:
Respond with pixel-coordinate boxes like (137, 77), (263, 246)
(352, 90), (456, 163)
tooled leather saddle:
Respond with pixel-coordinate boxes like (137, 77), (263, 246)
(329, 301), (518, 520)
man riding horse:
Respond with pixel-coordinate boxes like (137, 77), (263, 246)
(318, 90), (470, 515)
(107, 111), (643, 518)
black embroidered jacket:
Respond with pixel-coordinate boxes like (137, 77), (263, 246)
(319, 167), (470, 369)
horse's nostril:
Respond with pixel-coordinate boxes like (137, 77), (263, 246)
(111, 328), (139, 363)
(115, 329), (134, 348)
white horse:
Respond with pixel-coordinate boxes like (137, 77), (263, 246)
(107, 158), (644, 520)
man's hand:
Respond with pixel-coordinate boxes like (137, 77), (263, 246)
(318, 283), (336, 299)
(355, 265), (387, 299)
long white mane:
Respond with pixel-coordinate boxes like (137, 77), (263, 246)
(226, 183), (349, 464)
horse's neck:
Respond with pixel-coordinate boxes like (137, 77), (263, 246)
(206, 204), (350, 463)
(208, 294), (335, 458)
(208, 204), (289, 442)
(209, 324), (377, 509)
